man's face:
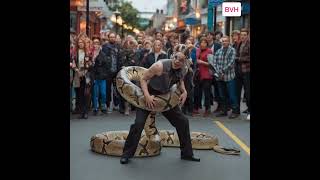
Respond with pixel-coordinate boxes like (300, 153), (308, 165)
(172, 52), (186, 69)
(206, 34), (214, 42)
(156, 33), (163, 40)
(216, 34), (221, 40)
(93, 39), (100, 49)
(108, 33), (116, 43)
(240, 32), (248, 42)
(188, 37), (194, 44)
(144, 43), (152, 50)
(137, 36), (143, 42)
(173, 39), (179, 47)
(222, 37), (230, 48)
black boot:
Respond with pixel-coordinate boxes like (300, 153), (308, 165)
(120, 157), (129, 164)
(181, 155), (200, 162)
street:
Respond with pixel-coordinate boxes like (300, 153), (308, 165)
(70, 104), (250, 180)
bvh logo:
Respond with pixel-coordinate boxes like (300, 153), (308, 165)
(222, 2), (241, 17)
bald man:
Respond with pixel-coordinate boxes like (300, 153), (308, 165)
(120, 52), (200, 164)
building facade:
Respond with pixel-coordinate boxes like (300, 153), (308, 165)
(70, 0), (111, 37)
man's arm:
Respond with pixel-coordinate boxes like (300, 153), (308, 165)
(222, 48), (236, 72)
(179, 79), (187, 106)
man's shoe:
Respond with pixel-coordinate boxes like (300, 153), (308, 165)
(120, 157), (129, 164)
(246, 114), (250, 120)
(83, 113), (88, 119)
(101, 109), (107, 114)
(93, 110), (98, 116)
(181, 156), (200, 162)
(229, 113), (240, 119)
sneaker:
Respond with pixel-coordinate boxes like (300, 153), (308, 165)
(101, 109), (107, 114)
(93, 110), (98, 116)
(246, 114), (250, 120)
(229, 113), (240, 119)
(107, 108), (112, 114)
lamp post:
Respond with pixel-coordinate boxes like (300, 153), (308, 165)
(86, 0), (90, 36)
(114, 9), (120, 35)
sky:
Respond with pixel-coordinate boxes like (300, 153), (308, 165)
(126, 0), (167, 12)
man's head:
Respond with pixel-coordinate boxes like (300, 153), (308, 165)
(206, 32), (215, 43)
(155, 32), (163, 40)
(172, 52), (186, 69)
(240, 28), (249, 42)
(188, 36), (195, 44)
(143, 40), (152, 50)
(221, 36), (230, 48)
(92, 36), (101, 49)
(231, 30), (240, 43)
(215, 31), (223, 41)
(108, 32), (116, 44)
(116, 34), (122, 44)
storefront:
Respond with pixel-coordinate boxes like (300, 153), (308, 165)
(225, 0), (250, 35)
(70, 0), (111, 37)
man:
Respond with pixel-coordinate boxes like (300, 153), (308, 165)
(154, 31), (163, 41)
(206, 32), (224, 113)
(102, 32), (122, 113)
(211, 36), (240, 119)
(120, 52), (200, 164)
(238, 28), (250, 120)
(232, 30), (248, 114)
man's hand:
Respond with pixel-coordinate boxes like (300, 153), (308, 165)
(179, 91), (187, 106)
(145, 95), (156, 109)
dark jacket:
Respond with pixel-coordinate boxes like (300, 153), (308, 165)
(102, 42), (122, 76)
(208, 42), (222, 55)
(142, 51), (167, 68)
(121, 48), (136, 67)
(238, 40), (250, 73)
(93, 50), (110, 80)
(133, 48), (151, 67)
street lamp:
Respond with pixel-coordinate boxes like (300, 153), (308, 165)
(113, 9), (121, 35)
(86, 0), (90, 36)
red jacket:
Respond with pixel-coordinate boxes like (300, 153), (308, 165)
(196, 48), (213, 80)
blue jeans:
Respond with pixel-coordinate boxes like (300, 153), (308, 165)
(92, 80), (107, 111)
(217, 79), (240, 114)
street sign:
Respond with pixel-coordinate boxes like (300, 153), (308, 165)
(209, 0), (223, 6)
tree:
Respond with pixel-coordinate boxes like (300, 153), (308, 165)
(107, 0), (142, 30)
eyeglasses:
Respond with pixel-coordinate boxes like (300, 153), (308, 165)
(174, 55), (185, 63)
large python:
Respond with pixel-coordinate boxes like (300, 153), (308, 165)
(90, 65), (240, 157)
